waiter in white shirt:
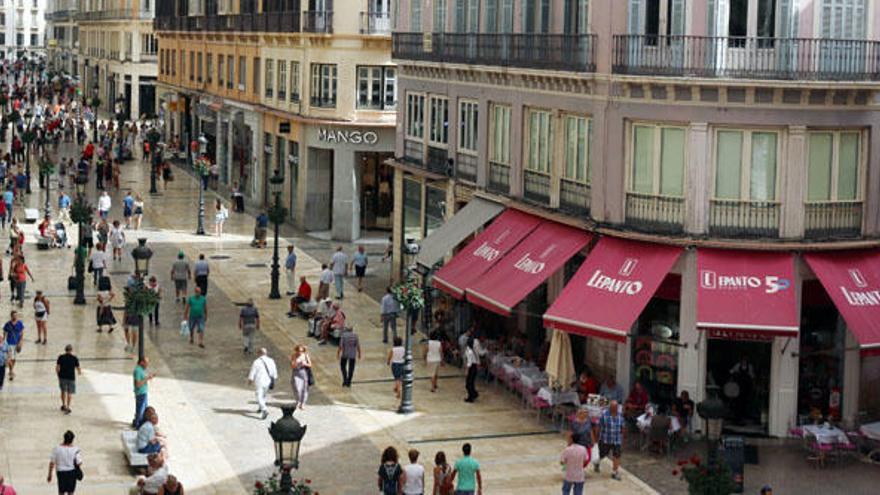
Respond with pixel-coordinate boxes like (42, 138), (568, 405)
(248, 348), (278, 420)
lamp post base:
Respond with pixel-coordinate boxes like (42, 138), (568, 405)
(398, 315), (415, 414)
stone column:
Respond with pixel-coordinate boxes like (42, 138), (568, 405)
(685, 123), (709, 235)
(842, 331), (861, 429)
(676, 250), (706, 405)
(331, 150), (361, 241)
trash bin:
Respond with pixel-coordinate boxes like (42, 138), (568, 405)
(718, 435), (745, 493)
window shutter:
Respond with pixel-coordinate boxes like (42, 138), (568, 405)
(669, 0), (686, 36)
(467, 0), (480, 32)
(455, 0), (466, 32)
(627, 0), (644, 35)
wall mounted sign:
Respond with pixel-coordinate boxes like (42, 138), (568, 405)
(317, 128), (379, 146)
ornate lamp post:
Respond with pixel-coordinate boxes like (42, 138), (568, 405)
(40, 157), (55, 217)
(195, 136), (208, 235)
(268, 405), (307, 494)
(697, 386), (728, 467)
(129, 238), (155, 362)
(70, 174), (92, 305)
(268, 169), (285, 300)
(21, 124), (35, 194)
(391, 276), (424, 414)
(147, 128), (161, 194)
(91, 88), (100, 143)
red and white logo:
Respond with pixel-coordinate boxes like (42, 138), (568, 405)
(619, 258), (638, 277)
(701, 270), (717, 289)
(849, 268), (868, 288)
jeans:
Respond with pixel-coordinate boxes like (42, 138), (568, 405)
(562, 480), (584, 495)
(334, 274), (344, 298)
(243, 333), (254, 352)
(382, 314), (398, 343)
(340, 358), (356, 386)
(15, 281), (25, 305)
(133, 393), (148, 428)
(454, 491), (475, 495)
(0, 364), (5, 388)
(465, 365), (478, 401)
(148, 303), (160, 325)
(195, 274), (208, 296)
(93, 266), (103, 285)
(138, 442), (162, 454)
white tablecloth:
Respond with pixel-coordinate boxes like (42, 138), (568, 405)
(803, 424), (850, 445)
(582, 404), (607, 421)
(637, 412), (681, 433)
(859, 422), (880, 441)
(519, 370), (549, 390)
(537, 387), (580, 406)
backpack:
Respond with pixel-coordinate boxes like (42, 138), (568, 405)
(379, 463), (400, 495)
(437, 465), (454, 494)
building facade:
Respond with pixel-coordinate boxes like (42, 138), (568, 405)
(2, 0), (46, 59)
(154, 0), (396, 241)
(45, 0), (78, 74)
(76, 0), (158, 120)
(392, 0), (880, 438)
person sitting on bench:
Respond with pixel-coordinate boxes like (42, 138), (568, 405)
(136, 411), (166, 455)
(287, 276), (313, 317)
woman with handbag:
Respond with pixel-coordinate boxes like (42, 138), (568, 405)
(33, 290), (50, 345)
(290, 345), (312, 410)
(48, 430), (83, 494)
(96, 289), (116, 334)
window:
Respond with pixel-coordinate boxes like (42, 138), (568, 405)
(238, 56), (246, 90)
(489, 104), (511, 165)
(310, 63), (337, 108)
(458, 100), (478, 152)
(526, 109), (553, 173)
(206, 53), (213, 84)
(189, 50), (194, 81)
(253, 57), (260, 94)
(411, 0), (421, 30)
(218, 54), (224, 86)
(406, 93), (425, 139)
(226, 55), (233, 89)
(808, 131), (861, 201)
(714, 130), (778, 201)
(729, 0), (748, 38)
(630, 124), (686, 196)
(171, 50), (176, 76)
(197, 52), (202, 82)
(265, 59), (274, 98)
(564, 115), (591, 183)
(289, 61), (300, 102)
(356, 66), (396, 110)
(428, 96), (449, 145)
(277, 60), (287, 100)
(433, 0), (446, 31)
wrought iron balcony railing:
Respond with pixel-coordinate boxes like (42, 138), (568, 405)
(804, 200), (863, 239)
(625, 192), (685, 235)
(360, 11), (390, 35)
(303, 10), (333, 34)
(708, 198), (781, 238)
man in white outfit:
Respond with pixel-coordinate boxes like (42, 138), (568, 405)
(248, 348), (278, 420)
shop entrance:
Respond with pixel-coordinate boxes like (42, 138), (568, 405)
(707, 337), (772, 436)
(798, 281), (845, 423)
(358, 152), (394, 231)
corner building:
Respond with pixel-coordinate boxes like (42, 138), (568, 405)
(154, 0), (396, 240)
(392, 0), (880, 438)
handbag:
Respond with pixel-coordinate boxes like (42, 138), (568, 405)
(307, 367), (315, 387)
(87, 260), (93, 273)
(74, 449), (83, 480)
(261, 358), (275, 390)
(179, 320), (190, 337)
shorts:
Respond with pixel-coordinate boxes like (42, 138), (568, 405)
(59, 378), (76, 394)
(174, 279), (187, 292)
(83, 237), (94, 249)
(599, 442), (622, 459)
(35, 311), (48, 322)
(6, 346), (17, 360)
(189, 316), (206, 333)
(427, 361), (440, 376)
(134, 207), (143, 215)
(355, 265), (366, 278)
(391, 362), (404, 380)
(123, 207), (132, 217)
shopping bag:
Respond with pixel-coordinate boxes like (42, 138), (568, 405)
(179, 320), (190, 338)
(591, 444), (600, 466)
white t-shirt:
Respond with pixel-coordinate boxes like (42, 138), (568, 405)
(402, 463), (425, 495)
(319, 269), (334, 285)
(90, 250), (107, 269)
(426, 340), (442, 363)
(142, 463), (169, 494)
(97, 195), (111, 212)
(331, 251), (348, 275)
(465, 347), (478, 368)
(50, 445), (82, 472)
(391, 346), (405, 364)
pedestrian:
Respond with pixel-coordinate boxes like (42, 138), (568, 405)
(402, 449), (425, 495)
(0, 473), (17, 494)
(290, 344), (311, 410)
(2, 186), (12, 226)
(47, 430), (82, 495)
(560, 431), (588, 495)
(132, 453), (168, 495)
(425, 330), (443, 393)
(450, 443), (482, 495)
(193, 253), (209, 296)
(351, 245), (368, 292)
(3, 310), (23, 381)
(96, 288), (117, 333)
(6, 219), (21, 255)
(132, 356), (155, 428)
(317, 264), (332, 301)
(170, 251), (190, 303)
(248, 348), (277, 420)
(330, 246), (348, 299)
(387, 336), (405, 399)
(136, 411), (166, 454)
(146, 276), (161, 326)
(464, 338), (479, 403)
(377, 446), (403, 495)
(81, 219), (94, 256)
(184, 286), (207, 348)
(110, 220), (126, 261)
(213, 199), (227, 237)
(97, 190), (111, 219)
(157, 475), (183, 495)
(33, 290), (50, 344)
(89, 243), (107, 286)
(238, 298), (260, 353)
(123, 190), (134, 228)
(337, 325), (361, 387)
(56, 344), (81, 414)
(0, 339), (9, 390)
(432, 451), (453, 495)
(597, 399), (625, 481)
(0, 199), (6, 230)
(380, 286), (400, 344)
(12, 255), (32, 308)
(133, 194), (145, 230)
(284, 245), (297, 296)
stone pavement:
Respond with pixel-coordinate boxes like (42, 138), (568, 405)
(0, 140), (657, 494)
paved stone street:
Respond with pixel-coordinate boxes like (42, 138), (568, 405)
(0, 142), (657, 494)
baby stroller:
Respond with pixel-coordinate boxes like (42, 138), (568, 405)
(54, 222), (68, 248)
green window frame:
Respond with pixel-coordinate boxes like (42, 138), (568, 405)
(563, 114), (591, 183)
(630, 123), (686, 197)
(526, 109), (553, 173)
(807, 131), (861, 201)
(714, 129), (779, 201)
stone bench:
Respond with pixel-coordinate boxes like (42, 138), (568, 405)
(121, 430), (148, 468)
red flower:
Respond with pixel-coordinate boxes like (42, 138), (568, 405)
(677, 459), (688, 466)
(255, 481), (264, 489)
(305, 479), (311, 484)
(672, 469), (679, 476)
(690, 455), (702, 466)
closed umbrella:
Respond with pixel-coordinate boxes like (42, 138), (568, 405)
(546, 329), (577, 389)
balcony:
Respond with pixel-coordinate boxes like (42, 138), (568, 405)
(613, 35), (880, 81)
(303, 10), (332, 34)
(426, 146), (450, 175)
(708, 199), (780, 238)
(455, 153), (477, 183)
(154, 13), (300, 32)
(560, 179), (590, 216)
(625, 192), (684, 235)
(804, 201), (863, 239)
(360, 11), (390, 35)
(393, 32), (596, 73)
(488, 162), (511, 195)
(75, 9), (153, 21)
(523, 170), (550, 206)
(403, 139), (423, 166)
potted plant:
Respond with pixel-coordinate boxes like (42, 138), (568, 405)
(672, 455), (737, 495)
(252, 473), (317, 495)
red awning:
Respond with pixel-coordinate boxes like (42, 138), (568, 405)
(465, 222), (591, 316)
(432, 209), (542, 299)
(544, 237), (682, 342)
(697, 249), (799, 337)
(805, 250), (880, 356)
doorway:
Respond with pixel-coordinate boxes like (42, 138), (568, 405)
(359, 152), (394, 231)
(707, 338), (772, 435)
(305, 147), (333, 231)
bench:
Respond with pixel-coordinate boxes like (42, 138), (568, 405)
(34, 234), (52, 250)
(24, 208), (40, 224)
(121, 430), (148, 468)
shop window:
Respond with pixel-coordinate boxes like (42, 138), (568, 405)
(714, 129), (779, 201)
(807, 131), (861, 201)
(489, 103), (511, 165)
(277, 60), (287, 100)
(290, 61), (300, 102)
(458, 100), (478, 153)
(403, 178), (423, 241)
(264, 59), (273, 98)
(630, 123), (685, 197)
(238, 56), (246, 91)
(405, 92), (425, 139)
(310, 63), (337, 108)
(631, 297), (680, 407)
(357, 66), (396, 110)
(799, 296), (846, 422)
(425, 186), (446, 238)
(428, 96), (449, 145)
(526, 109), (553, 173)
(564, 115), (591, 183)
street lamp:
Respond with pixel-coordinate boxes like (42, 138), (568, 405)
(697, 385), (727, 467)
(147, 128), (161, 194)
(268, 169), (284, 300)
(268, 404), (307, 494)
(70, 174), (91, 305)
(130, 238), (154, 362)
(91, 86), (99, 143)
(195, 135), (208, 235)
(42, 156), (53, 218)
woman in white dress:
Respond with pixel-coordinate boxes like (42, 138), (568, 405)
(424, 331), (443, 393)
(214, 199), (228, 237)
(109, 220), (126, 261)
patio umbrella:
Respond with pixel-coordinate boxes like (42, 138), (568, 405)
(546, 329), (577, 389)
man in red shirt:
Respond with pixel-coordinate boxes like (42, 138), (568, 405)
(288, 276), (312, 317)
(576, 369), (600, 403)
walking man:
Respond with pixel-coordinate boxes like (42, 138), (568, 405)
(0, 339), (9, 390)
(239, 298), (260, 354)
(380, 287), (399, 344)
(285, 245), (297, 296)
(330, 246), (348, 299)
(132, 356), (155, 428)
(97, 190), (111, 219)
(3, 311), (24, 381)
(248, 348), (277, 419)
(317, 264), (333, 301)
(185, 286), (208, 348)
(597, 399), (625, 481)
(170, 251), (191, 302)
(560, 432), (588, 495)
(337, 325), (361, 387)
(194, 253), (209, 296)
(351, 245), (368, 292)
(464, 338), (479, 403)
(450, 443), (482, 495)
(56, 344), (81, 414)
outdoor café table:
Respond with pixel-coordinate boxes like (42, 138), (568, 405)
(803, 424), (851, 445)
(519, 370), (549, 391)
(860, 421), (880, 441)
(538, 386), (581, 407)
(582, 404), (607, 423)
